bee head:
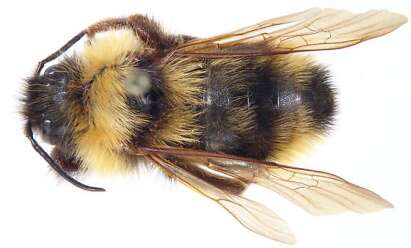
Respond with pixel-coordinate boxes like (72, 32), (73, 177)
(23, 63), (73, 146)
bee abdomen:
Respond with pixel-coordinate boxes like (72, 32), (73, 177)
(200, 56), (336, 161)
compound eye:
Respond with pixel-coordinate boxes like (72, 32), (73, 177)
(44, 65), (68, 85)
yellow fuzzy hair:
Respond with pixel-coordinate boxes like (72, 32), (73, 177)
(68, 29), (149, 174)
(149, 56), (206, 147)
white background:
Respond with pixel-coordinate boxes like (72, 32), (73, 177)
(1, 0), (410, 247)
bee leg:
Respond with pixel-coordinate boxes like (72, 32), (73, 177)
(126, 15), (178, 49)
(86, 17), (129, 37)
(127, 15), (197, 46)
(87, 15), (181, 50)
(51, 147), (82, 173)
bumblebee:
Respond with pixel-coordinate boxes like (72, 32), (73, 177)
(22, 8), (406, 244)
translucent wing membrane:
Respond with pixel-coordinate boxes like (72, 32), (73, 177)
(147, 154), (296, 244)
(136, 147), (393, 242)
(253, 166), (393, 215)
(175, 8), (407, 57)
(139, 147), (393, 216)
